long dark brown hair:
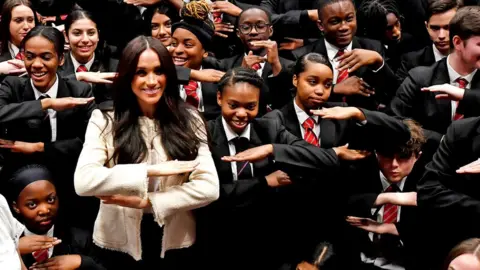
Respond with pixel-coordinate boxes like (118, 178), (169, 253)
(0, 0), (36, 54)
(104, 35), (206, 164)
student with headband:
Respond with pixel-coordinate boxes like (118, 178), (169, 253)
(6, 164), (104, 270)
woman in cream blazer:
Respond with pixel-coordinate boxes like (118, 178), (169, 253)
(74, 36), (219, 269)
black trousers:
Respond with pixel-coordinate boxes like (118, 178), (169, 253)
(92, 214), (195, 270)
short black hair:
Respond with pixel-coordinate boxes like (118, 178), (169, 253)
(317, 0), (355, 19)
(217, 67), (264, 93)
(449, 5), (480, 47)
(237, 6), (272, 27)
(426, 0), (460, 21)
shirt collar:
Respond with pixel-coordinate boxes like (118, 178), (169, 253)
(24, 225), (54, 237)
(446, 55), (477, 85)
(324, 39), (353, 62)
(222, 116), (251, 142)
(70, 52), (95, 72)
(379, 170), (406, 192)
(293, 98), (319, 125)
(432, 45), (447, 62)
(31, 75), (59, 100)
(9, 42), (20, 59)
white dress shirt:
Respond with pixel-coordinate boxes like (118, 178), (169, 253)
(8, 42), (20, 59)
(0, 195), (24, 270)
(24, 225), (55, 258)
(432, 45), (447, 62)
(222, 117), (254, 181)
(361, 171), (406, 270)
(31, 76), (59, 142)
(324, 40), (384, 83)
(446, 55), (477, 119)
(293, 99), (320, 142)
(70, 53), (95, 74)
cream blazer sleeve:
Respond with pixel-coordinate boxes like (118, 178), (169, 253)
(74, 109), (148, 197)
(148, 113), (219, 225)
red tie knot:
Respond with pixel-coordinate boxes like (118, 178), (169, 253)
(184, 80), (199, 93)
(213, 12), (222, 23)
(335, 49), (345, 58)
(15, 51), (24, 60)
(76, 65), (88, 72)
(251, 63), (261, 71)
(456, 78), (468, 89)
(302, 118), (315, 130)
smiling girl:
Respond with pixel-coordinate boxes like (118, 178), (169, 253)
(59, 9), (118, 104)
(0, 0), (36, 79)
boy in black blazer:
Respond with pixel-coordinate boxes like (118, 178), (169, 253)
(291, 0), (398, 110)
(389, 6), (480, 143)
(344, 119), (432, 270)
(395, 0), (458, 85)
(204, 6), (295, 110)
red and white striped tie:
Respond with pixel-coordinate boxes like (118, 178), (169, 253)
(32, 248), (49, 263)
(335, 49), (349, 84)
(184, 80), (200, 108)
(302, 118), (319, 147)
(383, 185), (398, 224)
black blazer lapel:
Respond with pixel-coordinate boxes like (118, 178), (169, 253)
(280, 101), (302, 138)
(319, 119), (336, 149)
(432, 60), (453, 125)
(54, 77), (73, 140)
(22, 80), (36, 102)
(59, 53), (75, 76)
(424, 45), (435, 65)
(211, 118), (235, 182)
(249, 121), (270, 171)
(262, 62), (273, 81)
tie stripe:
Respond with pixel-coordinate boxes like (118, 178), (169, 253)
(302, 118), (319, 146)
(453, 78), (467, 121)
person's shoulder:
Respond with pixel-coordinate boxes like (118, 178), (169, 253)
(448, 116), (480, 141)
(2, 76), (28, 87)
(61, 76), (92, 96)
(401, 46), (430, 61)
(356, 36), (383, 51)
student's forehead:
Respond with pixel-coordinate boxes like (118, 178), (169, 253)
(239, 9), (269, 23)
(321, 1), (355, 16)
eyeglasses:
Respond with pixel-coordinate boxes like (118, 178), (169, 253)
(238, 23), (271, 35)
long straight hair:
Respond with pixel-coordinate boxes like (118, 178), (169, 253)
(105, 36), (206, 164)
(64, 8), (112, 68)
(0, 0), (37, 54)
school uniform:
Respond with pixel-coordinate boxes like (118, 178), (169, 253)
(58, 52), (119, 104)
(292, 37), (398, 110)
(344, 151), (432, 270)
(0, 75), (96, 230)
(209, 0), (252, 59)
(0, 42), (26, 82)
(21, 224), (105, 269)
(263, 100), (411, 268)
(385, 32), (422, 72)
(197, 115), (342, 269)
(177, 65), (220, 121)
(389, 56), (480, 143)
(204, 54), (295, 111)
(415, 116), (480, 269)
(395, 45), (445, 85)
